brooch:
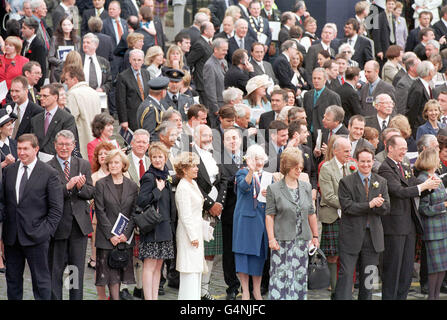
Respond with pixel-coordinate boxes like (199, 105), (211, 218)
(166, 176), (172, 184)
(304, 153), (309, 159)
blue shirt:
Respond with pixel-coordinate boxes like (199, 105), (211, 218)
(131, 67), (143, 85)
(357, 171), (371, 188)
(56, 155), (71, 172)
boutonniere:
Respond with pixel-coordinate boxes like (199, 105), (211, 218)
(349, 165), (356, 172)
(35, 94), (41, 100)
(373, 181), (379, 189)
(304, 153), (309, 159)
(242, 155), (247, 162)
(27, 49), (32, 54)
(405, 170), (411, 179)
(166, 176), (172, 184)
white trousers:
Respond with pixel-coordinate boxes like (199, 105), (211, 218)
(178, 272), (202, 300)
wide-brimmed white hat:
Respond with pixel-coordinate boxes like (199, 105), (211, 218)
(246, 74), (272, 96)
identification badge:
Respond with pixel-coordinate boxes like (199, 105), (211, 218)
(366, 96), (374, 104)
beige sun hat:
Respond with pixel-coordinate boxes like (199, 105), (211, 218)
(246, 74), (272, 96)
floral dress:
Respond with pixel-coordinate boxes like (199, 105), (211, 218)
(269, 187), (309, 300)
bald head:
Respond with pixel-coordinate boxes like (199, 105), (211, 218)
(364, 60), (380, 83)
(333, 137), (352, 164)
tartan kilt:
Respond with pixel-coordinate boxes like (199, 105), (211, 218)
(204, 218), (223, 256)
(320, 219), (340, 257)
(425, 238), (447, 274)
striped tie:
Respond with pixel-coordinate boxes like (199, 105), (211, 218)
(136, 72), (144, 100)
(64, 160), (70, 182)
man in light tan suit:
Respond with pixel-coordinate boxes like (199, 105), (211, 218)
(318, 136), (358, 299)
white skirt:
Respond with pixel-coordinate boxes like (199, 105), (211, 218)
(178, 272), (202, 300)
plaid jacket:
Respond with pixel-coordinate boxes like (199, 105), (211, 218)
(417, 171), (447, 241)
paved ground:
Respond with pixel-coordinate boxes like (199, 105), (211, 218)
(0, 237), (444, 300)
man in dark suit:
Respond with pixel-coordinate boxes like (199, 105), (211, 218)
(259, 89), (287, 142)
(341, 18), (373, 69)
(22, 62), (42, 105)
(87, 17), (115, 62)
(273, 40), (299, 92)
(247, 0), (271, 50)
(213, 127), (242, 300)
(116, 49), (150, 132)
(224, 49), (255, 95)
(365, 93), (395, 153)
(348, 115), (375, 157)
(1, 133), (63, 300)
(324, 60), (342, 92)
(432, 6), (447, 43)
(371, 0), (396, 63)
(8, 76), (43, 139)
(181, 12), (209, 46)
(47, 130), (94, 300)
(406, 60), (436, 138)
(120, 0), (139, 19)
(250, 42), (278, 84)
(187, 21), (215, 105)
(360, 60), (396, 116)
(304, 24), (337, 76)
(278, 12), (293, 47)
(405, 11), (432, 52)
(378, 135), (440, 300)
(335, 148), (390, 300)
(226, 19), (256, 64)
(192, 124), (228, 300)
(214, 16), (235, 40)
(260, 0), (281, 22)
(209, 0), (236, 29)
(161, 69), (195, 122)
(334, 66), (362, 126)
(101, 1), (128, 46)
(303, 68), (342, 143)
(264, 119), (288, 172)
(31, 0), (52, 52)
(237, 0), (250, 20)
(292, 0), (307, 27)
(20, 17), (47, 90)
(30, 84), (78, 156)
(81, 0), (109, 36)
(137, 77), (170, 141)
(392, 52), (418, 88)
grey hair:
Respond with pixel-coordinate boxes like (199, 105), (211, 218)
(281, 39), (297, 52)
(313, 67), (328, 80)
(245, 144), (268, 162)
(277, 106), (294, 121)
(295, 1), (306, 11)
(417, 134), (438, 153)
(223, 87), (243, 104)
(235, 18), (248, 29)
(325, 105), (345, 124)
(129, 48), (144, 59)
(55, 130), (75, 143)
(323, 23), (337, 35)
(374, 93), (393, 104)
(417, 60), (435, 77)
(30, 0), (43, 11)
(133, 129), (150, 141)
(402, 51), (417, 64)
(194, 12), (209, 26)
(333, 136), (349, 150)
(158, 121), (177, 136)
(162, 109), (182, 122)
(426, 39), (440, 50)
(338, 43), (355, 55)
(83, 33), (99, 46)
(234, 104), (251, 118)
(212, 37), (228, 50)
(193, 124), (211, 142)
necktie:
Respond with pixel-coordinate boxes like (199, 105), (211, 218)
(40, 20), (50, 50)
(382, 119), (387, 131)
(89, 57), (98, 89)
(139, 159), (145, 179)
(429, 86), (433, 99)
(388, 13), (395, 43)
(240, 38), (244, 49)
(278, 146), (283, 155)
(341, 76), (345, 84)
(397, 162), (405, 178)
(267, 12), (272, 20)
(96, 9), (100, 17)
(364, 176), (369, 198)
(23, 40), (29, 54)
(115, 18), (123, 41)
(369, 83), (374, 95)
(19, 166), (28, 201)
(136, 71), (144, 100)
(30, 87), (36, 103)
(348, 39), (353, 46)
(172, 94), (178, 108)
(64, 160), (70, 182)
(12, 105), (21, 139)
(342, 164), (346, 177)
(313, 90), (320, 106)
(44, 111), (51, 135)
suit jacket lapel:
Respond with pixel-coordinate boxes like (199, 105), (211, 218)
(329, 158), (342, 182)
(354, 172), (368, 201)
(194, 146), (212, 186)
(22, 161), (43, 200)
(105, 175), (121, 204)
(386, 157), (409, 186)
(279, 179), (297, 205)
(43, 109), (61, 146)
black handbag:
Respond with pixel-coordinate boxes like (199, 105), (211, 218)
(108, 243), (130, 269)
(307, 248), (330, 290)
(134, 204), (162, 235)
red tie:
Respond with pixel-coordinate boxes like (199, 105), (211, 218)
(341, 76), (345, 84)
(139, 159), (145, 179)
(40, 20), (50, 50)
(398, 162), (405, 178)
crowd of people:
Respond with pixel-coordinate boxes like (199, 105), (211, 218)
(2, 0), (447, 301)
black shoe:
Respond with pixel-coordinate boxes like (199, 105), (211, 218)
(260, 286), (268, 296)
(330, 293), (336, 300)
(440, 283), (447, 294)
(0, 267), (5, 273)
(420, 283), (428, 295)
(167, 281), (179, 289)
(119, 289), (138, 300)
(158, 287), (165, 296)
(226, 291), (237, 300)
(201, 293), (215, 300)
(133, 288), (144, 299)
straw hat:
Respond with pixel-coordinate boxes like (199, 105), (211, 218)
(245, 74), (272, 96)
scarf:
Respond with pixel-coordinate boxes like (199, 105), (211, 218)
(148, 164), (169, 181)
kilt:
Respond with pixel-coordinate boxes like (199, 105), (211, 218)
(320, 219), (340, 257)
(425, 238), (447, 274)
(204, 219), (223, 256)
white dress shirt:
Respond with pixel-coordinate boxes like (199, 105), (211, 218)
(83, 54), (102, 87)
(16, 157), (38, 203)
(131, 151), (147, 174)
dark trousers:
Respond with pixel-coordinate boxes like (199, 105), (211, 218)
(335, 230), (380, 300)
(222, 222), (240, 294)
(5, 238), (51, 300)
(48, 221), (88, 300)
(382, 230), (416, 300)
(420, 240), (428, 287)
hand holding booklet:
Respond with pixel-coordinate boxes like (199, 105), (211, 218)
(112, 213), (134, 244)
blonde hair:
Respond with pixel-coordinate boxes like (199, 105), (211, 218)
(280, 147), (304, 176)
(64, 50), (83, 67)
(126, 32), (145, 48)
(105, 149), (130, 173)
(415, 147), (439, 171)
(173, 152), (200, 178)
(388, 114), (412, 139)
(422, 99), (441, 121)
(165, 45), (184, 70)
(144, 45), (164, 65)
(5, 36), (22, 54)
(148, 141), (169, 161)
(225, 5), (241, 20)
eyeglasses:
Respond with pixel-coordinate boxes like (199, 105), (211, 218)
(39, 94), (52, 98)
(56, 142), (74, 147)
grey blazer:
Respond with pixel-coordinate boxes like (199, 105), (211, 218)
(251, 59), (279, 85)
(266, 178), (314, 241)
(360, 79), (396, 116)
(126, 153), (150, 187)
(203, 54), (227, 115)
(395, 74), (416, 115)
